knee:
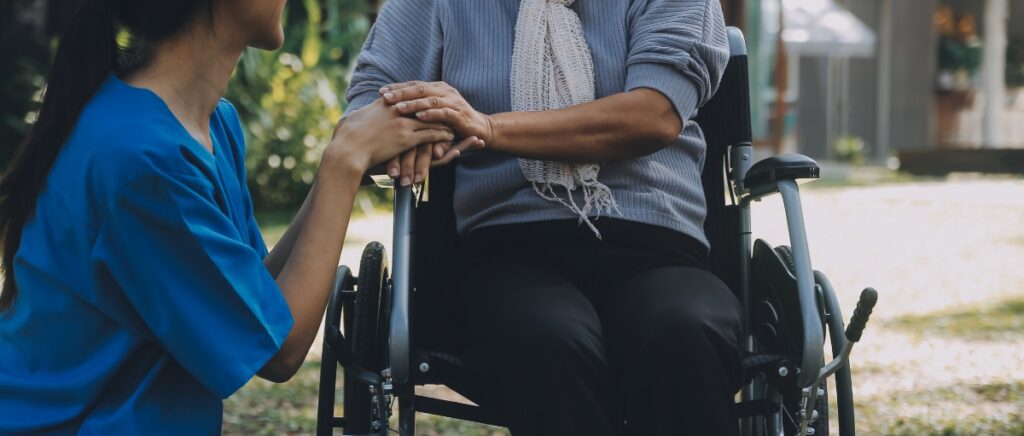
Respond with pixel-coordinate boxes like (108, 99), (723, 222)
(646, 303), (742, 354)
(543, 318), (605, 355)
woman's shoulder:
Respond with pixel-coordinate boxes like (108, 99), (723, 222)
(54, 79), (218, 207)
(212, 98), (245, 152)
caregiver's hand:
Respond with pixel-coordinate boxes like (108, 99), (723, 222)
(387, 136), (484, 186)
(324, 97), (455, 177)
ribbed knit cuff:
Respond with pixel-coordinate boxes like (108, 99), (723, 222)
(344, 91), (379, 116)
(625, 62), (701, 125)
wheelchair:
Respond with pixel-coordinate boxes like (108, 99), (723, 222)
(315, 28), (877, 436)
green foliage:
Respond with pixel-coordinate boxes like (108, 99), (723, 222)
(937, 36), (983, 75)
(1, 0), (382, 211)
(834, 135), (866, 166)
(226, 0), (374, 210)
(0, 14), (51, 169)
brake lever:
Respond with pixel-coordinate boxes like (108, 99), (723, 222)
(797, 288), (877, 436)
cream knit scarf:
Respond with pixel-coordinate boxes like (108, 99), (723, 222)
(511, 0), (618, 237)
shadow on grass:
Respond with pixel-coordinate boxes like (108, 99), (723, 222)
(224, 360), (507, 436)
(885, 297), (1024, 340)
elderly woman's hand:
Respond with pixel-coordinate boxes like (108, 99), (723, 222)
(381, 81), (495, 141)
(380, 81), (491, 185)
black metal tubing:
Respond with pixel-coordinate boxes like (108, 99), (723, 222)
(316, 324), (339, 436)
(324, 266), (357, 365)
(398, 384), (416, 435)
(817, 271), (856, 436)
(317, 266), (356, 436)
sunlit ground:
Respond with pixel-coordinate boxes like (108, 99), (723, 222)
(228, 171), (1024, 435)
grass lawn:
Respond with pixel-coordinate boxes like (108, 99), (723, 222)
(224, 361), (508, 435)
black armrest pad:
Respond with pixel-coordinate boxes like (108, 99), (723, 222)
(743, 153), (820, 193)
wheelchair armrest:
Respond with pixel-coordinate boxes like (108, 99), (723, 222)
(743, 154), (820, 198)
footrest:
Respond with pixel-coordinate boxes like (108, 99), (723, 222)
(734, 399), (781, 418)
(414, 396), (506, 428)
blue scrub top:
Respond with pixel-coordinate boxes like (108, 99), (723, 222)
(0, 76), (294, 434)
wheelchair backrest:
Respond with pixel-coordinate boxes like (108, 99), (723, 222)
(696, 27), (752, 293)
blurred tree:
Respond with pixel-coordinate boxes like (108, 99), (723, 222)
(1, 0), (383, 211)
(0, 0), (52, 169)
(227, 0), (376, 210)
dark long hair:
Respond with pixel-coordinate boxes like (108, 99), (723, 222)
(0, 0), (210, 311)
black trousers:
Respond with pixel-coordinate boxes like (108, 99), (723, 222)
(450, 219), (744, 436)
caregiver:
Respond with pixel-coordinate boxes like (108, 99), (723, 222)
(0, 0), (472, 433)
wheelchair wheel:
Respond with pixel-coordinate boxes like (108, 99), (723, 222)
(344, 242), (391, 434)
(773, 245), (829, 436)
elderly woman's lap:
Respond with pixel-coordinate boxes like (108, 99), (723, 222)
(452, 221), (742, 435)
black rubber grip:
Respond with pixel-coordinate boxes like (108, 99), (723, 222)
(845, 288), (878, 343)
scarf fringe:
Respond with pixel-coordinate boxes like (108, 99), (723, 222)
(531, 178), (620, 239)
(512, 0), (619, 239)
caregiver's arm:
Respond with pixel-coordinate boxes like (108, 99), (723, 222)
(262, 133), (472, 280)
(384, 84), (680, 163)
(258, 100), (453, 382)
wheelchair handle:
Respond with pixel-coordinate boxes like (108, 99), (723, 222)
(845, 288), (877, 343)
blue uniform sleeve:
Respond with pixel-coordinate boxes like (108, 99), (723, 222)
(216, 99), (270, 256)
(625, 0), (730, 123)
(345, 0), (445, 113)
(94, 171), (293, 398)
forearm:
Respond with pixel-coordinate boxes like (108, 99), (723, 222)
(488, 89), (681, 163)
(259, 163), (361, 381)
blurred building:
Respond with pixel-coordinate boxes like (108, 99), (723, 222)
(730, 0), (1024, 173)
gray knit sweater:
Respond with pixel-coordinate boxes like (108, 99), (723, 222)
(346, 0), (729, 248)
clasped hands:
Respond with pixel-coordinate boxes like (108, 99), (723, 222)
(377, 81), (493, 186)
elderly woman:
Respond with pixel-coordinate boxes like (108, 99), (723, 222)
(346, 0), (742, 434)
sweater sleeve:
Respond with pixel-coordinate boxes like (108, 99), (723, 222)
(624, 0), (730, 124)
(345, 0), (445, 114)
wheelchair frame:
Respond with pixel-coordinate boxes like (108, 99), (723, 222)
(316, 28), (876, 436)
